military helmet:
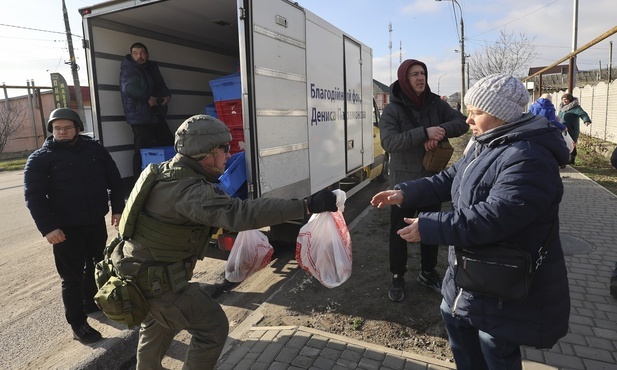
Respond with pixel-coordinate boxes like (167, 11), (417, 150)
(47, 108), (84, 133)
(174, 114), (232, 156)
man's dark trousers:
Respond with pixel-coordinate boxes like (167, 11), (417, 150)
(52, 220), (107, 327)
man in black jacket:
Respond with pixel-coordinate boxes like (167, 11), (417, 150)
(24, 108), (125, 344)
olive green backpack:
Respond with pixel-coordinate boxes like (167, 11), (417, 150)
(93, 164), (162, 328)
(93, 235), (150, 328)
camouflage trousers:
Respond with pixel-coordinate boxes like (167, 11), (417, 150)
(136, 282), (229, 370)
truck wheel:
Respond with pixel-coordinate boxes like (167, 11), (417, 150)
(376, 153), (389, 182)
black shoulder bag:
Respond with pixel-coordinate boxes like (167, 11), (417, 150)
(453, 221), (556, 301)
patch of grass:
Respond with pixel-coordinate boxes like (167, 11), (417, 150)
(351, 317), (364, 330)
(572, 134), (617, 195)
(0, 157), (27, 172)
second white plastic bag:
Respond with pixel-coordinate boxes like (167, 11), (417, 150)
(295, 189), (352, 288)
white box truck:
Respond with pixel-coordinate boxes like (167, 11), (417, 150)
(79, 0), (386, 248)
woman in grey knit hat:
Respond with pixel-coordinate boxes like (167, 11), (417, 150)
(372, 74), (571, 370)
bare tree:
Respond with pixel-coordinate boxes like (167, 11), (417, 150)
(0, 101), (26, 154)
(469, 30), (538, 81)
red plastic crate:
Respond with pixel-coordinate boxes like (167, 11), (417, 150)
(229, 127), (245, 154)
(215, 99), (243, 128)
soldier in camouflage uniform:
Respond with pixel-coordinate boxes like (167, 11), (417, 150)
(114, 114), (337, 369)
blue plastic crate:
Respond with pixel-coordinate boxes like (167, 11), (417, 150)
(204, 102), (218, 118)
(209, 73), (241, 101)
(140, 146), (175, 170)
(218, 152), (247, 198)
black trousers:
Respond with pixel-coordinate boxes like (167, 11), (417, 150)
(52, 220), (107, 327)
(389, 203), (441, 276)
(569, 146), (578, 164)
(131, 119), (174, 178)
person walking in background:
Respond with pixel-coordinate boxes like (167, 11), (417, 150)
(371, 74), (570, 369)
(529, 93), (567, 131)
(114, 114), (337, 369)
(378, 59), (468, 301)
(558, 93), (591, 164)
(24, 108), (125, 344)
(120, 42), (174, 180)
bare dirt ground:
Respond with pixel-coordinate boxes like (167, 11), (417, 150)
(256, 204), (454, 364)
(253, 134), (474, 365)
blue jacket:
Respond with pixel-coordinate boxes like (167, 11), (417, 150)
(24, 135), (125, 236)
(529, 98), (566, 131)
(120, 55), (170, 125)
(397, 113), (570, 349)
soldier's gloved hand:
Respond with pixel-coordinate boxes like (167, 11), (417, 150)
(306, 189), (338, 213)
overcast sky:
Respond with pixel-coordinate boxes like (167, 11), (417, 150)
(1, 0), (615, 98)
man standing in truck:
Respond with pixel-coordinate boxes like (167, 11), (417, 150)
(120, 42), (174, 180)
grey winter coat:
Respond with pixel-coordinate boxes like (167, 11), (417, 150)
(396, 113), (571, 349)
(379, 81), (468, 186)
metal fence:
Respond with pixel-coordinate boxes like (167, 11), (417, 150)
(546, 79), (617, 144)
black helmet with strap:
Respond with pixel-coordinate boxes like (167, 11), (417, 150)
(47, 108), (84, 133)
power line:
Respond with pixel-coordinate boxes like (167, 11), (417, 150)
(0, 34), (66, 43)
(467, 0), (559, 39)
(0, 23), (82, 39)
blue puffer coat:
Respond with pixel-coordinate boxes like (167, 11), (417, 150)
(528, 98), (566, 131)
(397, 113), (570, 349)
(24, 135), (125, 236)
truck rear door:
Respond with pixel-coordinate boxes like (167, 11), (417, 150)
(241, 0), (311, 199)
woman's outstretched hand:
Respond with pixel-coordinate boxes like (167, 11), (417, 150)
(370, 190), (403, 208)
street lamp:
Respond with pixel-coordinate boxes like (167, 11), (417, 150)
(437, 73), (447, 95)
(436, 0), (465, 113)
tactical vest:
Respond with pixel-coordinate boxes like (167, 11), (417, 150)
(119, 163), (212, 263)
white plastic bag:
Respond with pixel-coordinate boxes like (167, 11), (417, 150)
(224, 230), (274, 283)
(295, 189), (352, 288)
(563, 131), (575, 153)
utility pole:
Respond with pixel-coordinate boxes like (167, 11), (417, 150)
(609, 41), (613, 83)
(568, 0), (579, 93)
(436, 0), (465, 113)
(62, 0), (85, 121)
